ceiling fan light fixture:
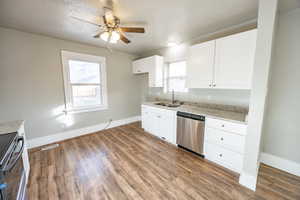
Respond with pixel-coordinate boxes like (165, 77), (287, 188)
(100, 31), (109, 41)
(111, 31), (121, 41)
(100, 31), (120, 43)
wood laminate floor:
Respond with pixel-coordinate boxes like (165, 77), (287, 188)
(27, 122), (300, 200)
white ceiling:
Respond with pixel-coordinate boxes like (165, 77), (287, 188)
(0, 0), (297, 55)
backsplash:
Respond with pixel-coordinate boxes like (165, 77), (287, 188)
(145, 87), (251, 109)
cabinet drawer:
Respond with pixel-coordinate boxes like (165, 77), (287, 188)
(142, 105), (176, 118)
(142, 105), (156, 114)
(204, 142), (243, 173)
(206, 118), (247, 135)
(148, 106), (175, 117)
(204, 127), (245, 154)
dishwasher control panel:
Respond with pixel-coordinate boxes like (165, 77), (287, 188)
(177, 112), (205, 121)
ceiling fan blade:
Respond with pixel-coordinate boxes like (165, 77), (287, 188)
(119, 27), (145, 33)
(120, 33), (131, 44)
(71, 15), (103, 27)
(93, 31), (104, 38)
(102, 15), (108, 25)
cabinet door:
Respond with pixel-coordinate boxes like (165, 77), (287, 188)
(142, 107), (150, 131)
(214, 29), (257, 89)
(143, 107), (176, 144)
(148, 111), (161, 137)
(186, 40), (215, 88)
(159, 114), (176, 144)
(142, 107), (162, 137)
(133, 60), (145, 74)
(149, 56), (164, 88)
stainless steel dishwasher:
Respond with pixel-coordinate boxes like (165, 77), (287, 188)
(177, 112), (205, 156)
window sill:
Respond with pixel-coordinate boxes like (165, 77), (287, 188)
(65, 106), (108, 114)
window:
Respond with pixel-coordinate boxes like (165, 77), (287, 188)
(61, 51), (108, 113)
(164, 61), (188, 93)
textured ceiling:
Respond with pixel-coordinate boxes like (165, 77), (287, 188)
(0, 0), (294, 55)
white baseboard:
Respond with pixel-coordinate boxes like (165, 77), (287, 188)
(27, 116), (141, 149)
(260, 152), (300, 177)
(239, 171), (257, 191)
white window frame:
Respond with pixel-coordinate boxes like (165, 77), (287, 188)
(61, 50), (108, 114)
(164, 60), (188, 93)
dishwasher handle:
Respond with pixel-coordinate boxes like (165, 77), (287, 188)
(177, 112), (205, 121)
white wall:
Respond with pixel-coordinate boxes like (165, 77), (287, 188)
(262, 8), (300, 164)
(239, 0), (278, 191)
(0, 27), (143, 140)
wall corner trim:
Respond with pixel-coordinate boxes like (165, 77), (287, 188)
(239, 171), (257, 191)
(260, 152), (300, 177)
(27, 116), (141, 149)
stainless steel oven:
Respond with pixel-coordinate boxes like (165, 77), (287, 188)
(177, 112), (205, 156)
(0, 133), (26, 200)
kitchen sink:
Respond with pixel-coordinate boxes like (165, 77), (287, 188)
(154, 102), (181, 108)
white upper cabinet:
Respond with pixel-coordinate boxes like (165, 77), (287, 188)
(132, 59), (147, 74)
(132, 55), (164, 87)
(214, 29), (257, 89)
(186, 29), (257, 89)
(186, 40), (216, 88)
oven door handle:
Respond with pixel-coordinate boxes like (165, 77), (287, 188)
(2, 136), (24, 172)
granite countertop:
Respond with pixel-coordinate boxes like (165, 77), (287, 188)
(0, 120), (24, 135)
(142, 102), (248, 125)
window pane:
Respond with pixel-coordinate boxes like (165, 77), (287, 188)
(69, 60), (100, 83)
(72, 85), (101, 107)
(168, 78), (187, 92)
(169, 61), (186, 77)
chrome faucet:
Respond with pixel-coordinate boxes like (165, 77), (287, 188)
(172, 89), (175, 104)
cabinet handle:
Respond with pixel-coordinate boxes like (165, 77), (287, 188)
(209, 84), (212, 87)
(213, 84), (216, 87)
(157, 115), (161, 118)
(219, 154), (223, 157)
(221, 124), (225, 127)
(220, 137), (224, 141)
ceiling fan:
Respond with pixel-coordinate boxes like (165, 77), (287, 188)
(71, 6), (145, 45)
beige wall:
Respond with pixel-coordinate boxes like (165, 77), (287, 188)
(139, 21), (256, 107)
(0, 27), (143, 140)
(262, 8), (300, 163)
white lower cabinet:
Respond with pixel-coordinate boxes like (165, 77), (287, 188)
(204, 142), (244, 173)
(205, 127), (245, 154)
(204, 117), (247, 174)
(141, 105), (176, 144)
(142, 105), (247, 173)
